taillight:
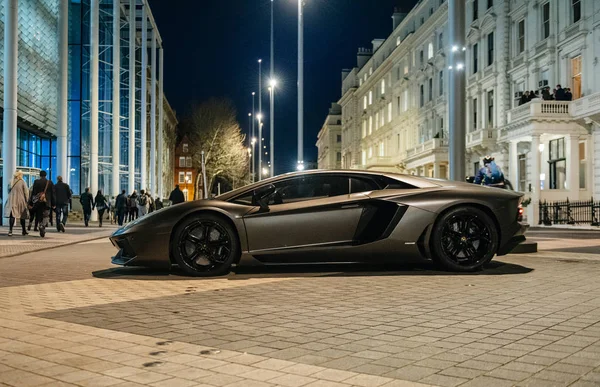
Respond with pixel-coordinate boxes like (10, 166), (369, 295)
(517, 204), (524, 221)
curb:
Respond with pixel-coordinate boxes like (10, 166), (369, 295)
(0, 234), (110, 259)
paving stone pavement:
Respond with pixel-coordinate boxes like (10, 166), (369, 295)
(1, 233), (600, 386)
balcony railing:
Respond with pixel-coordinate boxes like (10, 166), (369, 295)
(507, 93), (600, 125)
(467, 128), (496, 147)
(406, 138), (448, 158)
(507, 100), (571, 124)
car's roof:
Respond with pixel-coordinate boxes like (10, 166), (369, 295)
(216, 169), (442, 201)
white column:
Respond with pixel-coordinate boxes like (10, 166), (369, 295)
(2, 0), (18, 226)
(433, 162), (441, 178)
(509, 140), (518, 190)
(57, 0), (68, 183)
(128, 0), (136, 193)
(112, 0), (120, 197)
(158, 47), (164, 199)
(90, 0), (100, 221)
(140, 5), (148, 191)
(150, 29), (157, 198)
(567, 134), (580, 200)
(530, 135), (541, 225)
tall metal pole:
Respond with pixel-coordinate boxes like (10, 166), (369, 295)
(297, 0), (304, 169)
(448, 0), (466, 181)
(158, 47), (164, 199)
(112, 0), (121, 197)
(269, 87), (274, 176)
(128, 0), (136, 193)
(251, 92), (255, 182)
(258, 59), (263, 181)
(201, 151), (208, 199)
(140, 5), (148, 191)
(90, 0), (100, 221)
(150, 29), (157, 198)
(2, 0), (18, 226)
(57, 0), (68, 184)
(248, 113), (255, 183)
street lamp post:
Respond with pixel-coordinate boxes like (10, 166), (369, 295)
(251, 92), (256, 180)
(269, 81), (276, 177)
(297, 0), (304, 171)
(448, 0), (466, 181)
(251, 137), (256, 183)
(258, 121), (263, 180)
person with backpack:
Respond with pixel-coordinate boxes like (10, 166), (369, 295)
(30, 170), (55, 237)
(137, 189), (149, 217)
(474, 156), (506, 188)
(54, 175), (71, 232)
(79, 188), (94, 227)
(115, 190), (128, 226)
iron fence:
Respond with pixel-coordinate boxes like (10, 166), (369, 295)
(539, 198), (600, 226)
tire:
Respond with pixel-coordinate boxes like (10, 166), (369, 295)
(430, 206), (498, 272)
(170, 213), (240, 277)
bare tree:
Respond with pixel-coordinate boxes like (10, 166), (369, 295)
(181, 98), (249, 199)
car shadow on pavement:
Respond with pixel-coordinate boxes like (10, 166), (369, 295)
(92, 260), (532, 281)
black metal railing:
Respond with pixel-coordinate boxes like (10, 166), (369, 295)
(539, 198), (600, 226)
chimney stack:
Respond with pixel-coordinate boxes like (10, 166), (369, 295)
(357, 47), (372, 69)
(392, 7), (407, 30)
(372, 39), (385, 53)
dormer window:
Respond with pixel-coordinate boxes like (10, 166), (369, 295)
(183, 143), (189, 153)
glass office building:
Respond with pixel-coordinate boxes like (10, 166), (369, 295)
(1, 0), (174, 208)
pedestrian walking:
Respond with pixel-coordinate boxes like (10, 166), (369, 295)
(115, 189), (127, 226)
(80, 187), (94, 227)
(27, 185), (37, 232)
(94, 190), (108, 227)
(168, 185), (185, 205)
(54, 176), (71, 232)
(137, 189), (149, 217)
(155, 197), (163, 210)
(29, 170), (55, 238)
(128, 191), (138, 221)
(147, 192), (155, 213)
(3, 170), (29, 236)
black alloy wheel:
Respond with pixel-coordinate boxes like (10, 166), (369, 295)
(431, 207), (498, 272)
(171, 214), (239, 276)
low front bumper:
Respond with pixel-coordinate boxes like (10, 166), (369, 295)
(497, 222), (529, 256)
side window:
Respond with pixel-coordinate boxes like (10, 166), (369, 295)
(270, 176), (349, 205)
(350, 177), (379, 193)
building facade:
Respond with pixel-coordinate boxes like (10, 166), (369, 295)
(173, 135), (194, 202)
(331, 0), (600, 224)
(1, 0), (176, 221)
(316, 103), (342, 169)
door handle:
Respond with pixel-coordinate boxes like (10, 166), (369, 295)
(341, 204), (360, 209)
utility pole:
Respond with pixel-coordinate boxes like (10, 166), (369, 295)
(448, 0), (466, 181)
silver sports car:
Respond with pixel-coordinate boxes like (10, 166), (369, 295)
(110, 170), (528, 276)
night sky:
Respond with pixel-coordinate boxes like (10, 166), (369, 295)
(148, 0), (418, 174)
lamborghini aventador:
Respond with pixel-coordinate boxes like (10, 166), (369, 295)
(110, 170), (528, 276)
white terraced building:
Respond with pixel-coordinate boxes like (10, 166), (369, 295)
(318, 0), (600, 225)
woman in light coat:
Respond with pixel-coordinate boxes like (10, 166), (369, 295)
(3, 170), (29, 236)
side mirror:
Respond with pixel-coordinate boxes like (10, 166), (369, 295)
(252, 184), (276, 212)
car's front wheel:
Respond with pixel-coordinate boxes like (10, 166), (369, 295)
(430, 207), (498, 272)
(171, 214), (239, 277)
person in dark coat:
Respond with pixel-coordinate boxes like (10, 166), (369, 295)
(29, 170), (55, 238)
(555, 84), (566, 101)
(169, 185), (185, 205)
(518, 92), (528, 106)
(542, 87), (551, 100)
(565, 88), (573, 101)
(128, 191), (138, 222)
(115, 189), (127, 226)
(94, 189), (108, 227)
(79, 187), (94, 227)
(54, 176), (71, 232)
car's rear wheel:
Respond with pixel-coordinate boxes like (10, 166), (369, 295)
(430, 207), (498, 272)
(171, 214), (239, 277)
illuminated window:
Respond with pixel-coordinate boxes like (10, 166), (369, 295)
(381, 79), (386, 95)
(388, 102), (393, 122)
(428, 42), (433, 59)
(369, 91), (373, 105)
(179, 156), (185, 167)
(571, 55), (582, 99)
(178, 172), (185, 183)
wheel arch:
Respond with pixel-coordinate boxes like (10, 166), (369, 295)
(168, 209), (245, 265)
(426, 202), (502, 253)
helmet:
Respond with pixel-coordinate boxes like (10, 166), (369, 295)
(483, 155), (494, 165)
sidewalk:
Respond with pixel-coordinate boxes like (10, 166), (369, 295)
(0, 222), (118, 258)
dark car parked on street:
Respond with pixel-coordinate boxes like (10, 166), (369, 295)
(110, 170), (528, 276)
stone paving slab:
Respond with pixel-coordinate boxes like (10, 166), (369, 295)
(1, 236), (600, 386)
